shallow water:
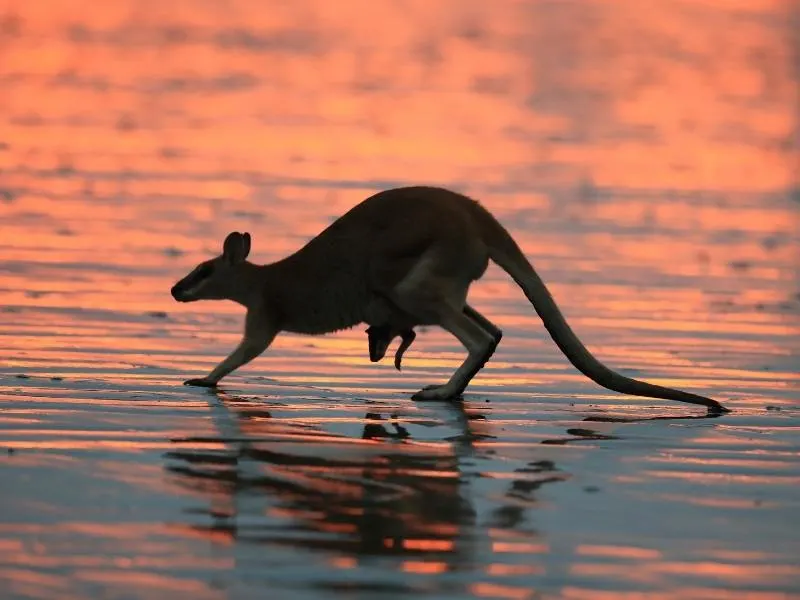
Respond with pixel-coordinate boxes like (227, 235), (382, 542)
(1, 1), (799, 598)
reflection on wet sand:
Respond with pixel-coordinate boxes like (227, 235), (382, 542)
(166, 391), (493, 571)
(162, 389), (741, 597)
(162, 388), (589, 598)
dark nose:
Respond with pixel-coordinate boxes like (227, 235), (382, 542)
(170, 285), (183, 301)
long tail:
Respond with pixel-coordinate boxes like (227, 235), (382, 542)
(473, 204), (728, 413)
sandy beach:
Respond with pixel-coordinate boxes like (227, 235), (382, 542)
(1, 1), (799, 598)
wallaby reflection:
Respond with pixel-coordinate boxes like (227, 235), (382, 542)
(166, 389), (722, 572)
(165, 390), (483, 563)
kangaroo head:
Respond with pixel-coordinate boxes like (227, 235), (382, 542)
(171, 231), (251, 302)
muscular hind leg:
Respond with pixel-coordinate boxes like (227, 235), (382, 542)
(387, 249), (500, 399)
(460, 304), (503, 379)
(411, 305), (497, 400)
(412, 305), (501, 399)
(464, 304), (502, 343)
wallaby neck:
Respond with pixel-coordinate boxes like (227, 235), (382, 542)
(225, 261), (271, 309)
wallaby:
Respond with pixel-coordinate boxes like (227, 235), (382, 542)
(171, 185), (728, 413)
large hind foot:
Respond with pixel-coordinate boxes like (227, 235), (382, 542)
(412, 383), (462, 401)
(184, 377), (218, 388)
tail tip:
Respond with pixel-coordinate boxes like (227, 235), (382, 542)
(707, 401), (731, 415)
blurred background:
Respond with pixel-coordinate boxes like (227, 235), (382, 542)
(0, 1), (799, 599)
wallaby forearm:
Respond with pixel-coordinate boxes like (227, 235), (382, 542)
(205, 337), (273, 383)
(183, 302), (278, 387)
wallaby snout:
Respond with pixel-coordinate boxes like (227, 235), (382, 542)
(170, 283), (193, 302)
(170, 263), (213, 302)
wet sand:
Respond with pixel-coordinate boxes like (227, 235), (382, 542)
(1, 1), (799, 598)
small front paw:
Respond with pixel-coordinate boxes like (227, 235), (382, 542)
(183, 378), (217, 388)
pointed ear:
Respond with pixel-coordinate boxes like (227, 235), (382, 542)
(242, 232), (251, 257)
(222, 231), (251, 264)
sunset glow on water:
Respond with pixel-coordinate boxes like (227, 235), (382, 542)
(1, 1), (798, 598)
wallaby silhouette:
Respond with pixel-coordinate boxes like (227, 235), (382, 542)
(171, 186), (727, 413)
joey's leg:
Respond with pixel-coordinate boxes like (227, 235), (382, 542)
(412, 307), (497, 401)
(184, 311), (277, 387)
(394, 329), (416, 370)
